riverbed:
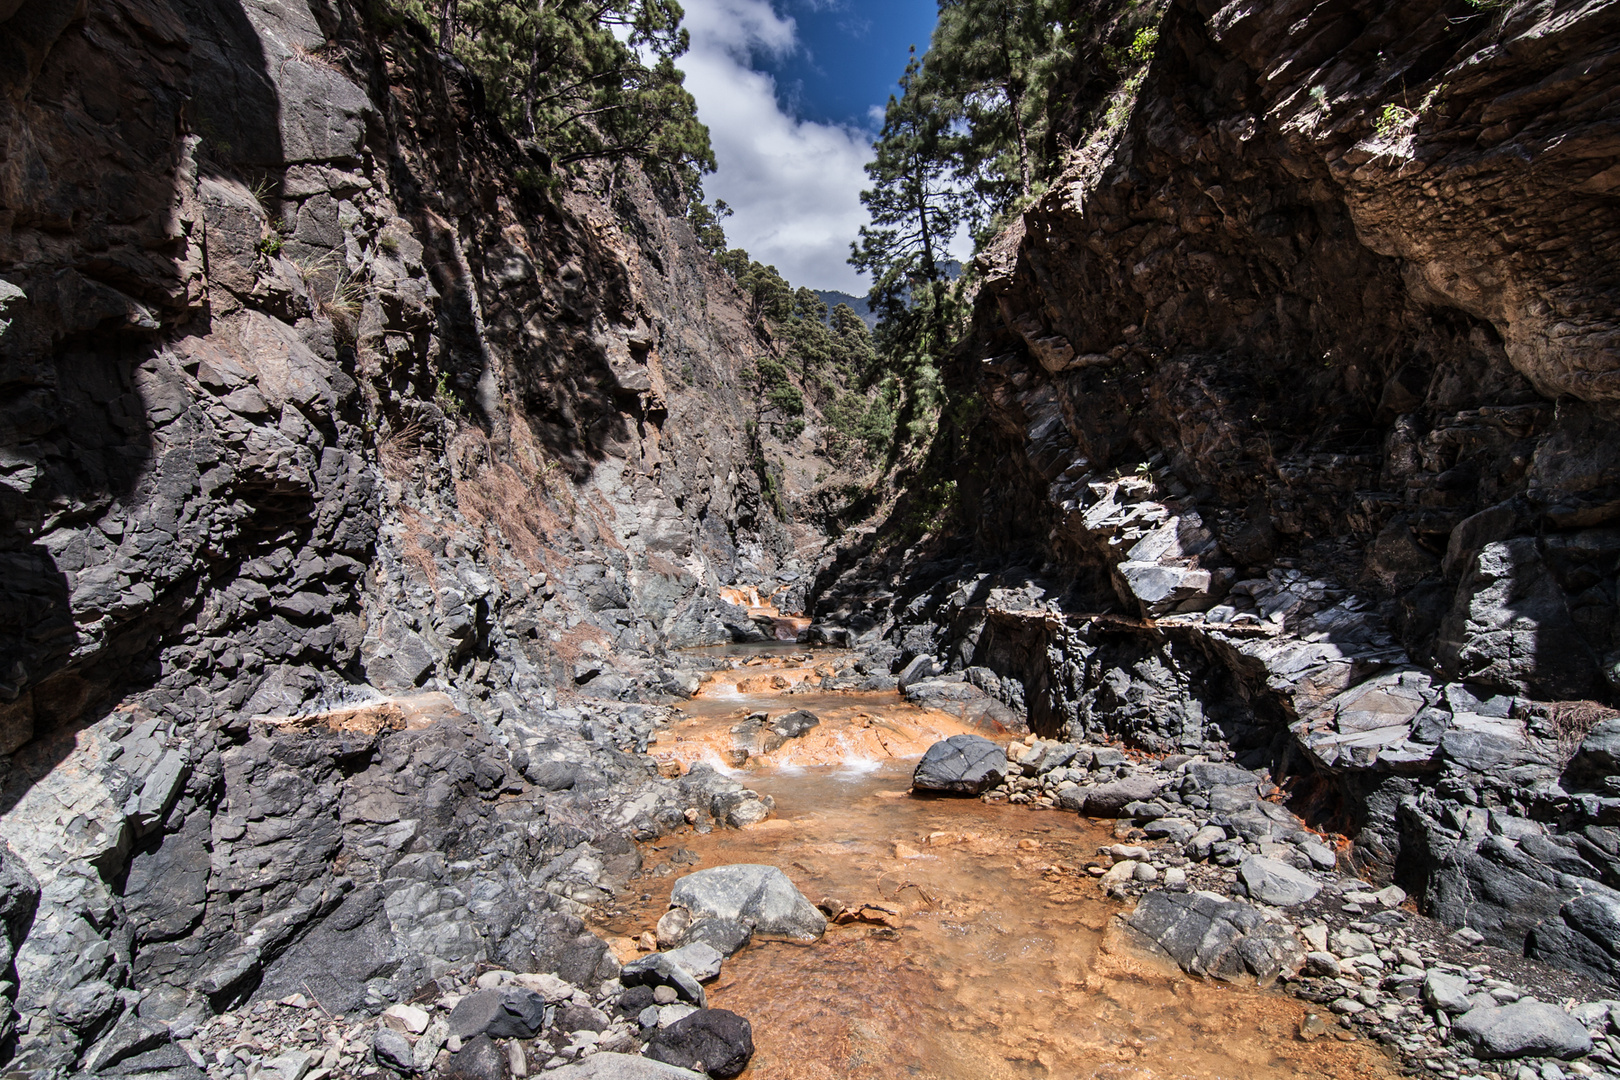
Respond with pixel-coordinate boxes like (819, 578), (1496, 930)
(592, 654), (1403, 1080)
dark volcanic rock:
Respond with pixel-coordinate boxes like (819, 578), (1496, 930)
(912, 734), (1007, 794)
(645, 1009), (755, 1079)
(439, 1033), (505, 1080)
(448, 989), (549, 1041)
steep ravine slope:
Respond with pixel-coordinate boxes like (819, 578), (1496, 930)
(0, 0), (831, 1072)
(815, 0), (1620, 987)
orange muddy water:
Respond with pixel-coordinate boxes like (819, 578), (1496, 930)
(598, 654), (1400, 1080)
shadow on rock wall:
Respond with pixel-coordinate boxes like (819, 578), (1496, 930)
(0, 0), (296, 797)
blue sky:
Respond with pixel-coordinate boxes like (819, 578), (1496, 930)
(676, 0), (941, 292)
(752, 2), (940, 130)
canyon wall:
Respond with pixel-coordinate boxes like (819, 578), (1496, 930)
(815, 0), (1620, 985)
(0, 0), (823, 1071)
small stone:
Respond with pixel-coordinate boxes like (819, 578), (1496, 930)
(1134, 863), (1159, 883)
(1300, 1013), (1333, 1040)
(1305, 952), (1341, 978)
(373, 1029), (414, 1073)
(1331, 997), (1366, 1015)
(383, 1004), (431, 1035)
(656, 907), (692, 949)
(1163, 867), (1187, 889)
(1101, 860), (1138, 884)
(653, 986), (678, 1005)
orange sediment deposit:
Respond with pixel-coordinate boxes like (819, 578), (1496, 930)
(615, 667), (1401, 1079)
(606, 752), (1402, 1080)
(251, 691), (460, 735)
(719, 585), (813, 641)
(648, 693), (983, 774)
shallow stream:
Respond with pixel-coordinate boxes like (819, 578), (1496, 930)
(598, 653), (1401, 1079)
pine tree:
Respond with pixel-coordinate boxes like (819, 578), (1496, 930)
(925, 0), (1076, 237)
(849, 51), (966, 329)
(418, 0), (715, 200)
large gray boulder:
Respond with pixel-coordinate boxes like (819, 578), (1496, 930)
(1237, 856), (1321, 907)
(911, 734), (1006, 794)
(1451, 1000), (1592, 1060)
(668, 865), (826, 940)
(546, 1052), (706, 1079)
(1124, 890), (1305, 986)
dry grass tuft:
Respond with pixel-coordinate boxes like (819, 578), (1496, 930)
(1536, 699), (1619, 763)
(378, 420), (425, 479)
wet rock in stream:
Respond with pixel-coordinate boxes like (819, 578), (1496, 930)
(666, 865), (826, 940)
(911, 733), (1007, 794)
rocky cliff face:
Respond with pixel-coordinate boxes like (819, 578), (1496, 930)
(815, 0), (1620, 987)
(0, 0), (822, 1071)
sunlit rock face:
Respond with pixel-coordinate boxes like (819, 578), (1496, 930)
(812, 0), (1620, 984)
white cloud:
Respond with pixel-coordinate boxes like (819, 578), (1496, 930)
(678, 0), (876, 293)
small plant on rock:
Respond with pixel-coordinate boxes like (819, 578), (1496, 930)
(1374, 103), (1417, 138)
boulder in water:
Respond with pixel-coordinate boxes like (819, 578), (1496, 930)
(912, 734), (1006, 794)
(1125, 890), (1305, 986)
(620, 953), (707, 1007)
(669, 864), (826, 939)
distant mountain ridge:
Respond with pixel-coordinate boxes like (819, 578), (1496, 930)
(812, 289), (878, 330)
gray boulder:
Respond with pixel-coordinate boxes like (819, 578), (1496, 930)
(620, 953), (707, 1008)
(1125, 890), (1304, 986)
(1082, 776), (1163, 816)
(448, 988), (550, 1040)
(374, 1026), (416, 1072)
(764, 709), (819, 751)
(682, 918), (752, 958)
(669, 865), (826, 939)
(1237, 856), (1321, 907)
(663, 941), (725, 982)
(1422, 970), (1474, 1014)
(1184, 762), (1259, 789)
(897, 655), (941, 691)
(1451, 1000), (1592, 1059)
(545, 1052), (706, 1079)
(911, 735), (1006, 794)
